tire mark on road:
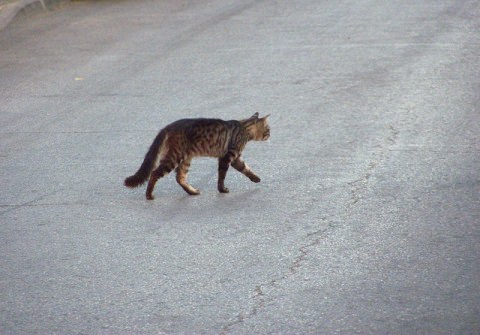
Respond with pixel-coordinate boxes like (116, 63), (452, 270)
(164, 0), (266, 53)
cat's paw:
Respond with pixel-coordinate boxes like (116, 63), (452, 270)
(182, 185), (200, 195)
(146, 194), (155, 200)
(188, 189), (201, 196)
(218, 186), (230, 193)
(249, 175), (261, 183)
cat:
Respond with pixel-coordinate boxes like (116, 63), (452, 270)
(124, 112), (270, 200)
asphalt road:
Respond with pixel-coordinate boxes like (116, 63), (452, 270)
(1, 0), (479, 333)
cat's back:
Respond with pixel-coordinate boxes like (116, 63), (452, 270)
(166, 117), (231, 130)
(165, 118), (239, 137)
(163, 118), (240, 157)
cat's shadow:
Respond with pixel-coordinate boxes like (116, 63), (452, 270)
(172, 187), (261, 203)
(172, 187), (263, 212)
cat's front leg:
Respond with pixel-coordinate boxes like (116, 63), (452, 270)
(217, 156), (230, 193)
(231, 157), (261, 183)
(218, 151), (237, 193)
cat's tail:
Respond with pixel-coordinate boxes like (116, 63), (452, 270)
(124, 130), (167, 188)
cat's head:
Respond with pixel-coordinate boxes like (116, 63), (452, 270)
(242, 112), (271, 141)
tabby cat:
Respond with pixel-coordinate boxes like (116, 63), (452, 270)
(124, 112), (270, 200)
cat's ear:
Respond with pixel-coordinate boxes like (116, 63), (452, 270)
(242, 113), (260, 127)
(245, 112), (259, 125)
(261, 114), (271, 120)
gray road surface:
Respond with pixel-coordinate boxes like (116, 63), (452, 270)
(1, 0), (479, 333)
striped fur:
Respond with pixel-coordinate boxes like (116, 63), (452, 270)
(124, 113), (270, 200)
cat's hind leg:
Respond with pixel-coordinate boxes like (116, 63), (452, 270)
(231, 156), (261, 183)
(146, 160), (176, 200)
(175, 158), (200, 195)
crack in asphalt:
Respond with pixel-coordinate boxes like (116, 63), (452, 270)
(348, 125), (399, 208)
(220, 217), (334, 335)
(220, 125), (400, 334)
(0, 190), (59, 216)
